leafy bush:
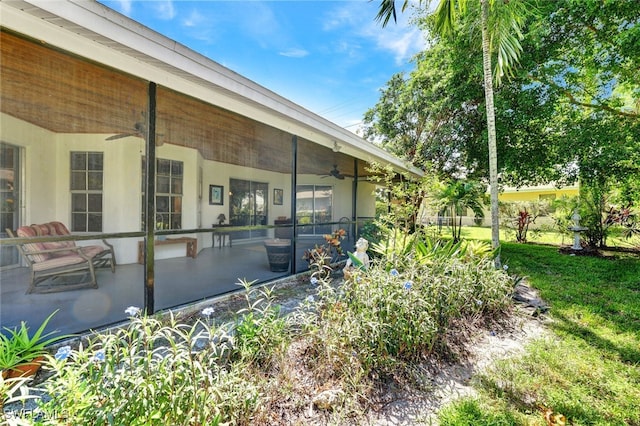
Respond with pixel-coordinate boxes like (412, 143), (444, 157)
(499, 201), (549, 243)
(233, 281), (291, 369)
(306, 235), (514, 385)
(36, 310), (261, 424)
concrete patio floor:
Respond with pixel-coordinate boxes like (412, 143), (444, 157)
(0, 237), (352, 337)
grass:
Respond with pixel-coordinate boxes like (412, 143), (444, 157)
(458, 225), (637, 248)
(439, 240), (640, 426)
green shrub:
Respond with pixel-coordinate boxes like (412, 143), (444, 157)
(307, 236), (514, 385)
(233, 280), (291, 369)
(36, 310), (259, 425)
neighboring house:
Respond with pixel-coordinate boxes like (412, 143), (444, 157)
(0, 1), (420, 336)
(499, 184), (579, 205)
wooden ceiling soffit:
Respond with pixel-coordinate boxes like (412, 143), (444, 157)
(0, 31), (148, 134)
(1, 31), (376, 177)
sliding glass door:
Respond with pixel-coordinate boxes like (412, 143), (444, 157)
(229, 178), (268, 240)
(296, 185), (333, 236)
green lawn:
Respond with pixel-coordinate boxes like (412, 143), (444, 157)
(458, 225), (635, 248)
(438, 241), (640, 425)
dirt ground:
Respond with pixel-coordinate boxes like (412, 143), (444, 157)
(256, 278), (551, 425)
(365, 297), (549, 425)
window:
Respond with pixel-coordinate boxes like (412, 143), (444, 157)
(296, 185), (333, 235)
(70, 152), (103, 232)
(142, 158), (183, 230)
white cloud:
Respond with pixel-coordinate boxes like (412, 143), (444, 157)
(374, 26), (425, 65)
(359, 7), (427, 65)
(183, 9), (205, 28)
(239, 2), (281, 46)
(111, 0), (132, 15)
(181, 8), (218, 43)
(279, 48), (309, 58)
(151, 0), (176, 21)
(324, 2), (427, 66)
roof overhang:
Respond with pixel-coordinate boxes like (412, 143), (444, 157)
(0, 0), (422, 177)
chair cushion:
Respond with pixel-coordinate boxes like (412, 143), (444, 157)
(16, 226), (50, 262)
(44, 241), (77, 257)
(47, 221), (72, 236)
(31, 223), (53, 237)
(38, 222), (76, 252)
(31, 254), (87, 272)
(78, 245), (107, 258)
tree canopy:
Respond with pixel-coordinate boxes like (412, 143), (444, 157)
(365, 0), (640, 205)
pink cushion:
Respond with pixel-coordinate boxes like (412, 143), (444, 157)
(31, 254), (87, 272)
(47, 221), (71, 236)
(16, 222), (108, 264)
(77, 245), (106, 258)
(44, 241), (77, 257)
(31, 223), (53, 237)
(16, 226), (50, 262)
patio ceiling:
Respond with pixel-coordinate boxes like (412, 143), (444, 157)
(0, 0), (422, 178)
(0, 30), (355, 176)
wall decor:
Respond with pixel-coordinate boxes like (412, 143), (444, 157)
(209, 185), (223, 205)
(273, 188), (283, 205)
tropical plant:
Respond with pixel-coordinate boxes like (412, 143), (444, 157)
(37, 307), (258, 425)
(302, 228), (346, 277)
(370, 226), (416, 270)
(438, 180), (487, 243)
(376, 0), (537, 266)
(233, 280), (290, 369)
(308, 231), (513, 384)
(0, 310), (69, 374)
(0, 374), (37, 414)
(499, 201), (549, 243)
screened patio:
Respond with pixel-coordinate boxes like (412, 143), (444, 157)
(0, 1), (419, 336)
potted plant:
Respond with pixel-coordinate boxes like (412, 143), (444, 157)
(0, 310), (70, 379)
(302, 229), (346, 266)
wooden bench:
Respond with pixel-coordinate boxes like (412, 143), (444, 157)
(137, 237), (198, 264)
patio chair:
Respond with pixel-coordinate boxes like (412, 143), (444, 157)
(6, 222), (116, 294)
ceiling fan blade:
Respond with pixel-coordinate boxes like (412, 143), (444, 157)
(105, 122), (145, 141)
(105, 132), (137, 141)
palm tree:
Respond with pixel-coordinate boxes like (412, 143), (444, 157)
(439, 180), (487, 243)
(376, 0), (533, 266)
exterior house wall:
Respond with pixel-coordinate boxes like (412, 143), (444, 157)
(482, 185), (580, 228)
(500, 186), (579, 203)
(1, 114), (57, 225)
(357, 182), (377, 218)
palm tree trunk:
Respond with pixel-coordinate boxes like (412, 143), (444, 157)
(480, 0), (501, 267)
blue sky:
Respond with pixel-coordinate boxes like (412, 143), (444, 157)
(100, 1), (427, 133)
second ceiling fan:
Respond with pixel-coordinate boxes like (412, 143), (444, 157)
(322, 164), (345, 180)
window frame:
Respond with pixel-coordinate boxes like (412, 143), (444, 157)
(142, 157), (184, 230)
(70, 151), (103, 232)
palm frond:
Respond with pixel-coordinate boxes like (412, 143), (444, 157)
(375, 0), (399, 27)
(434, 0), (467, 36)
(488, 0), (535, 85)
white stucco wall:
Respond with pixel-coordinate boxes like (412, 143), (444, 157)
(3, 113), (369, 265)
